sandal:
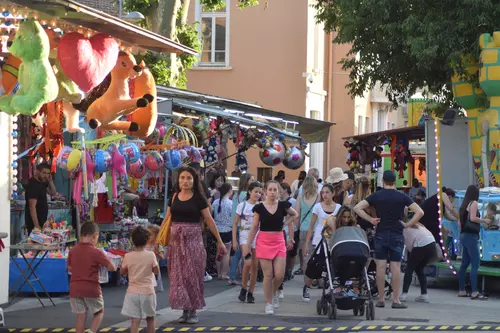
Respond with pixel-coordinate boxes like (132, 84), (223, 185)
(228, 280), (241, 286)
(458, 292), (470, 297)
(376, 301), (385, 308)
(471, 293), (488, 300)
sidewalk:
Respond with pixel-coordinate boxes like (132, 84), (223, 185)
(3, 273), (500, 329)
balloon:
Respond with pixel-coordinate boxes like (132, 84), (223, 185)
(164, 150), (182, 171)
(187, 146), (202, 163)
(283, 146), (305, 170)
(85, 151), (96, 182)
(57, 146), (75, 170)
(67, 149), (82, 171)
(109, 144), (127, 199)
(178, 149), (188, 161)
(119, 142), (140, 164)
(128, 156), (146, 179)
(259, 140), (286, 166)
(95, 149), (112, 173)
(145, 151), (163, 171)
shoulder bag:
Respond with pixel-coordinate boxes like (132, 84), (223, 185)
(158, 193), (178, 246)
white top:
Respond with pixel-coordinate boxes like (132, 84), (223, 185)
(91, 174), (108, 194)
(312, 202), (341, 245)
(236, 201), (256, 231)
(403, 226), (435, 252)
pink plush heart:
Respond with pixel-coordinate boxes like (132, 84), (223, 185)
(58, 32), (119, 93)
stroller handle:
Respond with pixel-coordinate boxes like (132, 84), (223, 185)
(0, 232), (7, 239)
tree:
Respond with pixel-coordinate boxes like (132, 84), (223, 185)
(122, 0), (261, 88)
(313, 0), (500, 106)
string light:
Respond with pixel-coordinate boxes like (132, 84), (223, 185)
(10, 115), (18, 199)
(435, 119), (457, 275)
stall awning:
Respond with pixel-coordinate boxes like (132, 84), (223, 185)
(157, 86), (334, 143)
(343, 125), (426, 146)
(5, 0), (197, 54)
(172, 99), (302, 141)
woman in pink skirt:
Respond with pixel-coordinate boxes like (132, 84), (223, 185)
(245, 180), (297, 315)
(162, 166), (227, 324)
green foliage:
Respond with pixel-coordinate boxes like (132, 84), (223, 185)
(136, 52), (172, 86)
(313, 0), (500, 105)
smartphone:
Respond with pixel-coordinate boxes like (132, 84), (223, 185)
(245, 253), (252, 260)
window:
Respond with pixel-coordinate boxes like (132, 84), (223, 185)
(257, 167), (272, 184)
(365, 116), (370, 133)
(357, 115), (363, 134)
(197, 1), (229, 66)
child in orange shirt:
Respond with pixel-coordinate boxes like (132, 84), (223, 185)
(121, 226), (159, 333)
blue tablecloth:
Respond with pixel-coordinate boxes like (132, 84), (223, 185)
(9, 257), (69, 293)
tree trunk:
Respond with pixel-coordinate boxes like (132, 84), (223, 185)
(148, 0), (182, 87)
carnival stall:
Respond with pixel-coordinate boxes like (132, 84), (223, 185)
(0, 0), (197, 301)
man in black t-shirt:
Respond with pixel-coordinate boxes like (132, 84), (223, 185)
(354, 170), (424, 309)
(25, 163), (57, 234)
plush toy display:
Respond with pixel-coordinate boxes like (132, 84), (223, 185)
(86, 51), (154, 131)
(1, 54), (21, 95)
(0, 19), (58, 115)
(62, 100), (83, 133)
(58, 32), (119, 93)
(127, 61), (157, 137)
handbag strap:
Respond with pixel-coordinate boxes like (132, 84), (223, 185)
(299, 195), (318, 229)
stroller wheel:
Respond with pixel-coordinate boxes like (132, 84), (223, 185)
(327, 303), (337, 320)
(353, 308), (359, 316)
(316, 300), (322, 316)
(322, 301), (328, 315)
(366, 301), (375, 321)
(359, 304), (365, 316)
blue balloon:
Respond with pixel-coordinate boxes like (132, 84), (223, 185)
(95, 149), (112, 173)
(164, 150), (182, 171)
(119, 142), (140, 164)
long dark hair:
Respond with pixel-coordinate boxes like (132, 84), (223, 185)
(459, 185), (479, 222)
(207, 169), (226, 190)
(320, 183), (334, 202)
(336, 205), (356, 229)
(216, 183), (233, 213)
(174, 166), (208, 204)
(246, 181), (263, 200)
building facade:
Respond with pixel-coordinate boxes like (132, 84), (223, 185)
(354, 81), (408, 136)
(186, 0), (356, 181)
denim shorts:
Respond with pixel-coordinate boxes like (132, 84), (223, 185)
(374, 230), (404, 262)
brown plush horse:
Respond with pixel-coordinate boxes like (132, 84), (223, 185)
(86, 51), (154, 131)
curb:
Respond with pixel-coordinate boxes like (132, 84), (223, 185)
(2, 326), (500, 332)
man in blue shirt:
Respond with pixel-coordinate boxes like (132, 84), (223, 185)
(354, 170), (424, 309)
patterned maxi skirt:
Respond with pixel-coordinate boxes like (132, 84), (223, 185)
(167, 222), (207, 310)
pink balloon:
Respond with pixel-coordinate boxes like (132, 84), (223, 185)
(86, 151), (96, 182)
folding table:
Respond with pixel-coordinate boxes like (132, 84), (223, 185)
(9, 243), (59, 308)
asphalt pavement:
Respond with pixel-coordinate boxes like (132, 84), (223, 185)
(3, 269), (500, 331)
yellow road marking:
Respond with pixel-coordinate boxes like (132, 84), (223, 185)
(225, 328), (236, 331)
(381, 326), (392, 330)
(194, 328), (206, 331)
(396, 326), (407, 330)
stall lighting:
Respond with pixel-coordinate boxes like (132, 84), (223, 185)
(244, 113), (263, 118)
(172, 111), (199, 120)
(225, 109), (245, 114)
(435, 119), (457, 275)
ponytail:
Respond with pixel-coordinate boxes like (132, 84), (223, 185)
(217, 183), (232, 214)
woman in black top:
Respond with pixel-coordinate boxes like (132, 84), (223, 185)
(163, 166), (227, 324)
(457, 185), (491, 300)
(245, 180), (297, 315)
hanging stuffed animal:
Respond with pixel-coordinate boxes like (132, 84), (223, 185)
(86, 51), (154, 131)
(235, 149), (248, 173)
(1, 54), (21, 95)
(0, 19), (58, 115)
(127, 60), (157, 137)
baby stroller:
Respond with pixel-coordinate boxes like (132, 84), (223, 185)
(309, 226), (374, 320)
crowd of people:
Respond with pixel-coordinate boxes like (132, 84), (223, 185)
(67, 165), (494, 333)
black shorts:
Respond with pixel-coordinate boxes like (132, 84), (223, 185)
(220, 231), (232, 244)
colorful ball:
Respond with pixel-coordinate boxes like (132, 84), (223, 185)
(283, 146), (305, 170)
(187, 146), (202, 163)
(259, 140), (285, 166)
(67, 149), (82, 171)
(119, 142), (140, 164)
(128, 157), (146, 179)
(164, 150), (182, 171)
(95, 149), (112, 173)
(145, 151), (163, 171)
(178, 149), (188, 161)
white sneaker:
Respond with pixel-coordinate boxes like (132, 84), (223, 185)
(204, 272), (213, 282)
(272, 293), (280, 309)
(265, 303), (274, 315)
(399, 293), (407, 302)
(278, 290), (284, 299)
(415, 294), (430, 303)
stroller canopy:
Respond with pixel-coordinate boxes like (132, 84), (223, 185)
(331, 226), (369, 251)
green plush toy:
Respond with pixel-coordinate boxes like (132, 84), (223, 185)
(0, 18), (59, 115)
(54, 56), (84, 104)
